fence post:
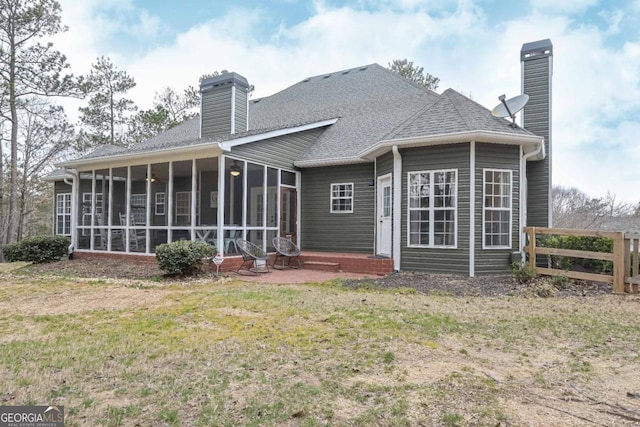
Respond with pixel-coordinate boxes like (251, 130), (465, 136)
(613, 232), (625, 293)
(528, 227), (536, 270)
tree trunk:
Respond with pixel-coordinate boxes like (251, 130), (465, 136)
(7, 36), (18, 244)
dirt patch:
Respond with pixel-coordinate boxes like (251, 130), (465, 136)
(344, 271), (614, 297)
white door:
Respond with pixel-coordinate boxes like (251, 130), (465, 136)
(377, 175), (392, 257)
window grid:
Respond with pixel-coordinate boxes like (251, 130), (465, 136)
(408, 170), (457, 247)
(483, 169), (512, 248)
(155, 192), (165, 215)
(330, 183), (354, 213)
(56, 193), (71, 235)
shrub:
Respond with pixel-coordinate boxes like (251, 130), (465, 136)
(2, 235), (70, 263)
(511, 262), (538, 283)
(155, 240), (216, 276)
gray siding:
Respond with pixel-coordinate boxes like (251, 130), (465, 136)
(234, 88), (248, 132)
(523, 55), (551, 227)
(54, 180), (72, 194)
(400, 144), (470, 274)
(301, 163), (374, 253)
(231, 128), (323, 170)
(201, 86), (233, 137)
(474, 143), (520, 274)
(376, 152), (393, 177)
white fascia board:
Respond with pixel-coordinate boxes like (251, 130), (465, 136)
(219, 118), (339, 151)
(360, 131), (545, 161)
(57, 142), (226, 170)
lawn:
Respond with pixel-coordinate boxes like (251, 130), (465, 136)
(1, 266), (639, 426)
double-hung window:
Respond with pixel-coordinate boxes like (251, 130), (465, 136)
(56, 193), (71, 235)
(330, 183), (354, 213)
(408, 170), (457, 247)
(483, 169), (512, 248)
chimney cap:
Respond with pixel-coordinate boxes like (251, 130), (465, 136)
(200, 72), (250, 92)
(521, 39), (553, 61)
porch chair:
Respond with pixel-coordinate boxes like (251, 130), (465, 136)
(272, 237), (302, 269)
(235, 238), (271, 275)
(119, 212), (146, 251)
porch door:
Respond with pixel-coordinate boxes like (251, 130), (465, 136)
(377, 175), (392, 257)
(280, 187), (297, 244)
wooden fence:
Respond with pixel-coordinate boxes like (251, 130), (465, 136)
(523, 227), (640, 294)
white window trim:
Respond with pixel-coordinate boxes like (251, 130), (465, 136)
(155, 192), (166, 216)
(406, 169), (458, 249)
(330, 182), (354, 213)
(56, 193), (72, 236)
(482, 168), (513, 249)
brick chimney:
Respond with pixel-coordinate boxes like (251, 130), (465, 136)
(521, 39), (553, 227)
(199, 72), (250, 137)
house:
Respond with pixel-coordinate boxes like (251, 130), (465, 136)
(46, 39), (553, 275)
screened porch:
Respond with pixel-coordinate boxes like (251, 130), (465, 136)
(72, 155), (299, 256)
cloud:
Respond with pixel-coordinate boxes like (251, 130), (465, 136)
(51, 0), (640, 203)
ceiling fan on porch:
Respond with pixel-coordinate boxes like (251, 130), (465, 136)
(491, 94), (529, 128)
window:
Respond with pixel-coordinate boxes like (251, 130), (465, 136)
(408, 170), (457, 247)
(56, 193), (71, 235)
(130, 193), (146, 225)
(175, 191), (191, 222)
(330, 183), (354, 213)
(483, 169), (512, 248)
(155, 192), (165, 215)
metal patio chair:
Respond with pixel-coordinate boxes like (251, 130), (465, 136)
(272, 237), (302, 270)
(235, 238), (271, 275)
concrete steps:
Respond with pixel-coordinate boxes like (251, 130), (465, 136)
(303, 260), (341, 272)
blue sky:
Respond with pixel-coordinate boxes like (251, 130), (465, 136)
(53, 0), (640, 204)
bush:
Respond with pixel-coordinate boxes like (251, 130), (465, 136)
(2, 235), (70, 263)
(511, 262), (538, 283)
(155, 240), (216, 276)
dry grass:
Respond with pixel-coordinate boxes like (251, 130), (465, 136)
(1, 267), (639, 426)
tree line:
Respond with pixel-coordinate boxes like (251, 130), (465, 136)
(1, 0), (636, 245)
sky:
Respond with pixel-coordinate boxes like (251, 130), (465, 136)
(50, 0), (640, 204)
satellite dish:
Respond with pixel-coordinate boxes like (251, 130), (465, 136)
(491, 94), (529, 128)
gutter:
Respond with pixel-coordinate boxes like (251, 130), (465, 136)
(63, 167), (79, 257)
(519, 141), (545, 260)
(392, 146), (402, 272)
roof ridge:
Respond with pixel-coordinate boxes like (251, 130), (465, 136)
(380, 93), (442, 140)
(442, 89), (474, 131)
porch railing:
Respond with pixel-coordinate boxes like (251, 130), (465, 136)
(523, 227), (640, 294)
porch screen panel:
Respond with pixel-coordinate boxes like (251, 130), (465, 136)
(173, 160), (193, 226)
(196, 157), (218, 226)
(247, 162), (264, 227)
(150, 162), (169, 226)
(94, 168), (109, 250)
(111, 167), (127, 252)
(224, 158), (244, 226)
(76, 171), (94, 250)
(267, 168), (278, 228)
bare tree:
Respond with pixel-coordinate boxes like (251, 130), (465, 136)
(0, 0), (76, 243)
(552, 186), (635, 229)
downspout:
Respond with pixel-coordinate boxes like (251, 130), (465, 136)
(63, 168), (78, 258)
(469, 141), (475, 277)
(520, 142), (545, 259)
(392, 146), (402, 272)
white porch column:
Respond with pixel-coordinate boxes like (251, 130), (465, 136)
(392, 146), (402, 272)
(216, 156), (225, 254)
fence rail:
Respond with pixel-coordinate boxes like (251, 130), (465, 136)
(523, 227), (639, 294)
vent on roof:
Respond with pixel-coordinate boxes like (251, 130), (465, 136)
(253, 98), (261, 103)
(302, 77), (310, 82)
(342, 70), (350, 75)
(359, 66), (368, 71)
(323, 74), (331, 79)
